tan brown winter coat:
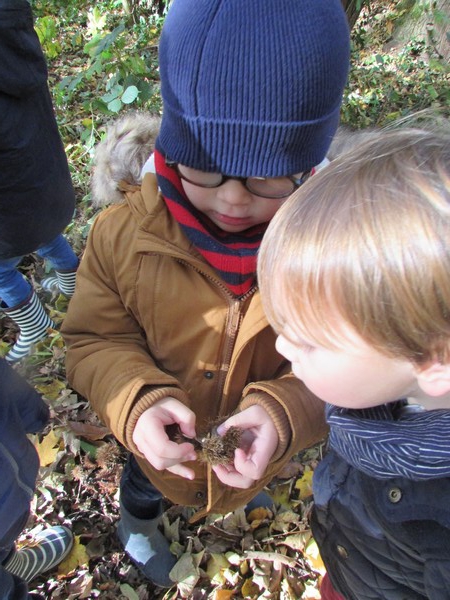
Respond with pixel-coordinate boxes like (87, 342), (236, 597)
(62, 173), (327, 518)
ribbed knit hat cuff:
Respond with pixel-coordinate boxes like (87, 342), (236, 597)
(158, 101), (342, 177)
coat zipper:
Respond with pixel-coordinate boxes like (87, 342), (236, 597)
(175, 258), (256, 413)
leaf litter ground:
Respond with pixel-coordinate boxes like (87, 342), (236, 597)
(1, 256), (327, 600)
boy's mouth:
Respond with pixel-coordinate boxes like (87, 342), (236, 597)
(212, 212), (253, 227)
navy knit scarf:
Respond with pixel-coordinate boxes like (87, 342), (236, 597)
(154, 143), (266, 297)
(327, 402), (450, 480)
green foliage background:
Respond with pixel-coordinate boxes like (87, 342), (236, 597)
(31, 0), (449, 226)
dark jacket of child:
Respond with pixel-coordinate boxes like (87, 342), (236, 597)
(0, 0), (75, 260)
(311, 403), (450, 600)
(0, 359), (49, 598)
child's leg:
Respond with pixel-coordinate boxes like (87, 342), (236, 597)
(120, 454), (163, 518)
(3, 525), (73, 584)
(0, 257), (54, 362)
(0, 257), (32, 308)
(37, 234), (79, 297)
(0, 564), (28, 599)
(118, 455), (176, 588)
(36, 234), (78, 271)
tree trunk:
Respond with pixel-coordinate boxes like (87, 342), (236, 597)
(386, 0), (450, 61)
(122, 0), (168, 21)
(432, 0), (450, 60)
(341, 0), (364, 29)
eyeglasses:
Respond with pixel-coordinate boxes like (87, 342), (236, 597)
(166, 160), (311, 199)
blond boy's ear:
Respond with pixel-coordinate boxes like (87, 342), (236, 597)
(416, 362), (450, 397)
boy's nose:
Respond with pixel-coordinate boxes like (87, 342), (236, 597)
(217, 179), (253, 205)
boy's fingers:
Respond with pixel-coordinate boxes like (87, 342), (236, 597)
(234, 448), (267, 480)
(135, 435), (197, 466)
(212, 464), (254, 489)
(160, 398), (196, 426)
(217, 405), (269, 435)
(167, 463), (196, 480)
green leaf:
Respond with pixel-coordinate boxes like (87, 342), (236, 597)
(121, 85), (139, 104)
(101, 85), (123, 103)
(107, 98), (123, 113)
(80, 440), (98, 459)
(119, 584), (139, 600)
(84, 23), (126, 58)
(87, 7), (107, 36)
(427, 86), (439, 99)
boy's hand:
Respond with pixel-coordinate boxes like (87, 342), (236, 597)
(132, 397), (198, 480)
(212, 405), (278, 489)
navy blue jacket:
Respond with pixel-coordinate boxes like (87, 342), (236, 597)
(312, 404), (450, 599)
(0, 0), (75, 259)
(0, 359), (49, 599)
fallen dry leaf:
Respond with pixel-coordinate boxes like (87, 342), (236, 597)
(295, 467), (314, 500)
(66, 420), (111, 440)
(58, 535), (90, 575)
(35, 429), (62, 467)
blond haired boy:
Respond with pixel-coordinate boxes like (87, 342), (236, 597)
(255, 127), (450, 599)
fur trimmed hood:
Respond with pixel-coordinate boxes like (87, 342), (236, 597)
(91, 112), (161, 207)
(90, 113), (375, 209)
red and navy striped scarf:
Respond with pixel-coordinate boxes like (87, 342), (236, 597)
(154, 143), (267, 297)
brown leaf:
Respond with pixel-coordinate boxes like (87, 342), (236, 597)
(67, 420), (111, 440)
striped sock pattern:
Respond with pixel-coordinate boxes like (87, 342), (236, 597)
(41, 268), (77, 298)
(4, 526), (73, 583)
(4, 291), (55, 363)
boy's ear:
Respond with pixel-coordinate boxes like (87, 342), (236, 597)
(415, 362), (450, 397)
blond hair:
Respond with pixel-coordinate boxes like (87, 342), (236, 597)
(258, 127), (450, 364)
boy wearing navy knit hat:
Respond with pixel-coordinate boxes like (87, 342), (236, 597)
(62, 0), (350, 587)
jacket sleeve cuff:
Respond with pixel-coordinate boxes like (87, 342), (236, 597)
(125, 385), (189, 455)
(240, 391), (291, 462)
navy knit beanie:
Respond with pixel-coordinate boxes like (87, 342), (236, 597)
(158, 0), (350, 177)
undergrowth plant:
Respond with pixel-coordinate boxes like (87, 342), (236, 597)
(342, 0), (449, 127)
(343, 38), (449, 127)
(32, 0), (449, 215)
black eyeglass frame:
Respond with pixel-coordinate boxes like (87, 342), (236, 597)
(166, 159), (311, 199)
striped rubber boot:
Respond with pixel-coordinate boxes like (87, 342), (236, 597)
(3, 526), (73, 583)
(2, 291), (55, 363)
(41, 268), (77, 298)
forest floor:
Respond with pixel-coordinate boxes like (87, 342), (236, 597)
(1, 0), (448, 597)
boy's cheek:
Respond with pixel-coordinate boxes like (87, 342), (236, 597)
(291, 363), (305, 382)
(275, 336), (288, 358)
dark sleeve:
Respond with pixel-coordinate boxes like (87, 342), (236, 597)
(0, 0), (76, 258)
(0, 568), (29, 600)
(0, 361), (44, 572)
(0, 359), (49, 433)
(0, 0), (47, 97)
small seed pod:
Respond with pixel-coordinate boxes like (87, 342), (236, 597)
(200, 426), (242, 466)
(165, 423), (243, 466)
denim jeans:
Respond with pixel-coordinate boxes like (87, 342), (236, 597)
(0, 234), (78, 307)
(120, 454), (163, 520)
